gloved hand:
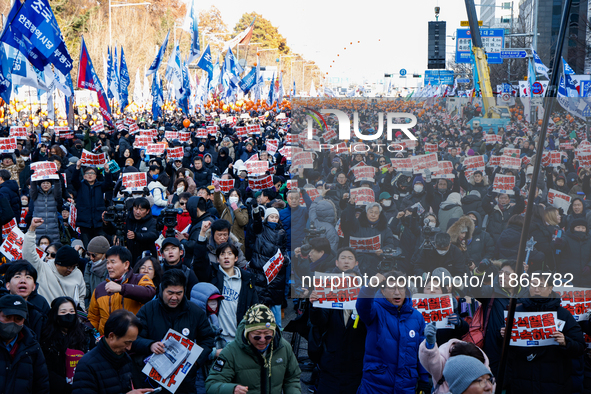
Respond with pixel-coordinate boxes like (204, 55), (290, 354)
(252, 201), (259, 214)
(424, 169), (432, 183)
(513, 186), (521, 196)
(478, 259), (492, 273)
(416, 380), (432, 394)
(456, 164), (464, 172)
(447, 313), (461, 328)
(425, 322), (437, 346)
(14, 149), (20, 158)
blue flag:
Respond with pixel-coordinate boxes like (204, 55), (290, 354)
(197, 44), (213, 82)
(531, 46), (549, 80)
(119, 47), (130, 110)
(65, 72), (75, 116)
(106, 48), (113, 100)
(267, 72), (275, 105)
(238, 66), (257, 94)
(0, 43), (12, 103)
(562, 57), (575, 75)
(2, 0), (73, 76)
(562, 58), (578, 97)
(179, 59), (191, 114)
(77, 37), (112, 126)
(187, 0), (200, 64)
(151, 74), (163, 121)
(146, 30), (170, 76)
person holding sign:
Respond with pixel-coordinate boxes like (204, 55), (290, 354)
(28, 179), (63, 244)
(355, 271), (431, 394)
(482, 186), (524, 242)
(212, 180), (249, 252)
(500, 271), (585, 394)
(134, 269), (215, 394)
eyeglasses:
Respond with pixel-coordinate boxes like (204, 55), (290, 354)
(252, 335), (273, 341)
(473, 377), (495, 388)
(179, 202), (187, 206)
(49, 252), (56, 258)
(88, 253), (98, 258)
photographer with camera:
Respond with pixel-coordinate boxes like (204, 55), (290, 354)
(293, 237), (336, 289)
(73, 160), (113, 248)
(160, 237), (199, 294)
(411, 232), (468, 279)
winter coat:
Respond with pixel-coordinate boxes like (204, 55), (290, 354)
(529, 215), (557, 270)
(506, 295), (586, 394)
(87, 270), (156, 334)
(205, 319), (301, 394)
(279, 190), (311, 250)
(134, 296), (215, 393)
(356, 286), (430, 394)
(83, 261), (108, 308)
(0, 156), (25, 186)
(482, 192), (525, 242)
(418, 338), (492, 394)
(309, 196), (339, 253)
(459, 172), (489, 197)
(411, 244), (468, 278)
(30, 181), (61, 243)
(182, 196), (213, 266)
(213, 191), (249, 250)
(124, 210), (158, 263)
(401, 190), (429, 213)
(458, 212), (495, 263)
(72, 167), (112, 228)
(71, 337), (139, 394)
(438, 202), (464, 231)
(461, 193), (486, 218)
(148, 180), (168, 216)
(558, 229), (591, 286)
(0, 179), (20, 221)
(215, 147), (233, 175)
(193, 167), (212, 189)
(250, 210), (287, 307)
(0, 325), (49, 394)
(495, 224), (545, 267)
(309, 303), (367, 394)
(202, 229), (248, 269)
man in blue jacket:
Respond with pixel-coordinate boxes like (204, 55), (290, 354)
(356, 270), (431, 394)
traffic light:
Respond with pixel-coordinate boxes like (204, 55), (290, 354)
(428, 21), (446, 69)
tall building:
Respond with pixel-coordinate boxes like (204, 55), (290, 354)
(479, 0), (515, 28)
(521, 0), (588, 73)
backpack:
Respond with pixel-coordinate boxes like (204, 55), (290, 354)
(461, 297), (494, 348)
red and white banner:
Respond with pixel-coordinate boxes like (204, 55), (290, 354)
(178, 131), (191, 142)
(247, 124), (261, 134)
(412, 293), (454, 328)
(214, 178), (235, 193)
(124, 117), (135, 127)
(134, 136), (153, 149)
(80, 149), (106, 166)
(322, 127), (337, 141)
(499, 155), (521, 170)
(577, 151), (591, 167)
(411, 153), (439, 175)
(292, 152), (314, 169)
(139, 129), (157, 138)
(146, 143), (166, 156)
(0, 227), (24, 260)
(122, 172), (147, 191)
(164, 131), (178, 140)
(286, 179), (297, 190)
(30, 161), (59, 182)
(207, 125), (218, 136)
(69, 204), (77, 229)
(351, 165), (376, 182)
(54, 126), (73, 139)
(505, 311), (559, 347)
(391, 158), (413, 173)
(235, 126), (248, 137)
(263, 249), (284, 284)
(128, 123), (139, 134)
(424, 143), (438, 152)
(463, 155), (486, 170)
(503, 148), (521, 157)
(492, 174), (515, 195)
(196, 128), (207, 138)
(555, 287), (591, 321)
(167, 147), (184, 160)
(303, 139), (321, 151)
(312, 271), (360, 310)
(484, 134), (502, 144)
(349, 234), (381, 252)
(547, 189), (572, 212)
(248, 175), (274, 191)
(91, 122), (104, 133)
(433, 161), (455, 180)
(560, 142), (575, 150)
(0, 137), (17, 153)
(350, 187), (375, 205)
(9, 127), (27, 140)
(266, 139), (279, 155)
(2, 218), (17, 238)
(245, 160), (269, 175)
(487, 155), (502, 167)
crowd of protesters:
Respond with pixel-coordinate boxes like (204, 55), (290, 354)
(0, 97), (588, 394)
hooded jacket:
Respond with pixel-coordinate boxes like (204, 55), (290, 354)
(0, 178), (20, 221)
(215, 147), (233, 175)
(309, 196), (339, 253)
(461, 191), (486, 218)
(458, 212), (495, 263)
(558, 225), (591, 285)
(148, 180), (168, 216)
(438, 193), (464, 231)
(29, 181), (62, 243)
(495, 223), (545, 267)
(123, 209), (158, 263)
(356, 286), (430, 394)
(213, 191), (249, 251)
(482, 191), (525, 242)
(72, 167), (112, 228)
(205, 318), (301, 394)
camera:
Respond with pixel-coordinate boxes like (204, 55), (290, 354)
(377, 247), (405, 273)
(156, 204), (183, 238)
(419, 218), (441, 250)
(104, 197), (128, 245)
(300, 224), (326, 256)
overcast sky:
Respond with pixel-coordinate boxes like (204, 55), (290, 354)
(185, 0), (475, 86)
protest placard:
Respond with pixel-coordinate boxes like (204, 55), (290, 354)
(505, 311), (559, 347)
(547, 189), (572, 212)
(247, 124), (261, 134)
(196, 128), (207, 138)
(560, 142), (575, 150)
(303, 139), (321, 151)
(412, 293), (454, 328)
(124, 117), (135, 127)
(521, 155), (531, 167)
(9, 126), (27, 140)
(142, 329), (203, 393)
(218, 178), (235, 193)
(0, 227), (24, 260)
(164, 131), (178, 141)
(122, 172), (147, 191)
(178, 131), (191, 142)
(351, 165), (376, 182)
(503, 148), (521, 157)
(245, 160), (270, 175)
(542, 151), (561, 167)
(139, 129), (157, 138)
(312, 271), (360, 310)
(400, 139), (418, 150)
(266, 139), (279, 155)
(263, 249), (284, 284)
(146, 143), (166, 156)
(133, 136), (153, 149)
(91, 122), (104, 133)
(323, 127), (337, 141)
(235, 126), (248, 137)
(292, 152), (314, 169)
(433, 161), (455, 180)
(286, 179), (297, 190)
(306, 188), (321, 202)
(350, 187), (375, 205)
(487, 155), (501, 167)
(391, 158), (413, 173)
(492, 174), (515, 194)
(499, 155), (521, 170)
(411, 153), (439, 175)
(69, 204), (77, 229)
(30, 161), (59, 182)
(554, 287), (591, 321)
(577, 151), (591, 167)
(80, 150), (106, 166)
(484, 134), (502, 144)
(127, 123), (139, 135)
(0, 137), (17, 153)
(424, 143), (438, 152)
(207, 125), (218, 136)
(167, 147), (184, 161)
(349, 234), (381, 252)
(54, 126), (73, 139)
(463, 156), (486, 170)
(2, 218), (17, 238)
(248, 175), (274, 191)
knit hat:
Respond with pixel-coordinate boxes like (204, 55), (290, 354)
(87, 236), (110, 254)
(446, 192), (462, 205)
(55, 245), (80, 267)
(71, 239), (84, 249)
(243, 304), (277, 337)
(571, 218), (587, 231)
(264, 207), (279, 221)
(379, 192), (392, 200)
(443, 355), (493, 394)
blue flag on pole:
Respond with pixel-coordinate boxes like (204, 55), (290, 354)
(146, 30), (170, 76)
(77, 37), (112, 126)
(151, 74), (163, 121)
(106, 48), (113, 100)
(187, 0), (200, 64)
(531, 46), (549, 80)
(119, 47), (130, 110)
(197, 44), (213, 82)
(238, 66), (257, 94)
(267, 72), (275, 105)
(0, 43), (12, 103)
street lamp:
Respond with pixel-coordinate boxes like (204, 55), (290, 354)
(279, 55), (297, 85)
(109, 1), (151, 48)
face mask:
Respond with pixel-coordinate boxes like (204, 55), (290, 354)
(0, 321), (22, 341)
(429, 222), (436, 228)
(152, 174), (159, 180)
(382, 200), (392, 207)
(436, 249), (448, 255)
(414, 184), (423, 193)
(57, 313), (77, 329)
(21, 201), (28, 207)
(229, 196), (239, 204)
(177, 186), (185, 193)
(39, 244), (47, 251)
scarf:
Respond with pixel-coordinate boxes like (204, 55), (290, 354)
(91, 259), (108, 277)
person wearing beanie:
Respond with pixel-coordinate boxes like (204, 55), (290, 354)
(442, 355), (494, 394)
(206, 304), (301, 394)
(438, 192), (464, 231)
(83, 236), (111, 307)
(555, 217), (591, 286)
(22, 218), (87, 308)
(402, 174), (430, 213)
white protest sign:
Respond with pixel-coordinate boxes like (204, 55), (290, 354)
(433, 161), (455, 180)
(292, 152), (314, 169)
(349, 234), (381, 252)
(0, 227), (25, 260)
(9, 127), (27, 140)
(499, 155), (521, 170)
(350, 187), (375, 205)
(312, 271), (360, 310)
(505, 311), (559, 347)
(0, 137), (17, 153)
(263, 249), (284, 284)
(80, 149), (106, 166)
(411, 153), (439, 175)
(554, 287), (591, 321)
(412, 293), (454, 329)
(30, 161), (59, 182)
(122, 172), (148, 191)
(146, 143), (166, 156)
(492, 174), (515, 195)
(245, 160), (270, 175)
(547, 189), (571, 212)
(167, 147), (184, 160)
